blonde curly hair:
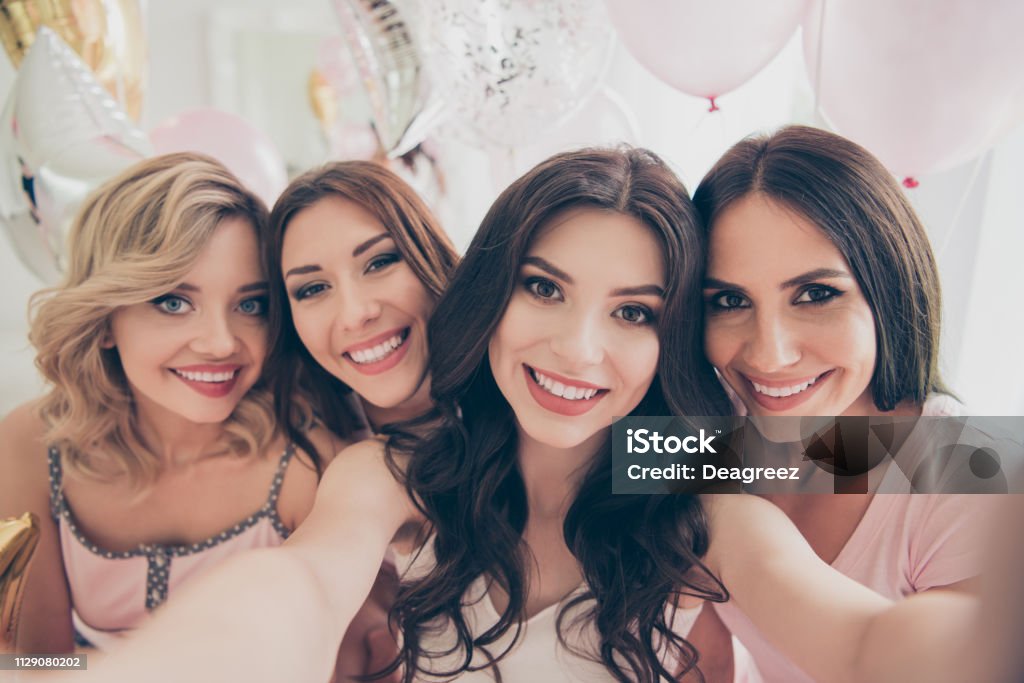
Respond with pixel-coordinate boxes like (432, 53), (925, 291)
(29, 152), (281, 486)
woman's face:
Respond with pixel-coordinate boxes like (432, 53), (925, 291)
(488, 208), (665, 450)
(109, 217), (269, 425)
(703, 193), (877, 417)
(281, 196), (434, 410)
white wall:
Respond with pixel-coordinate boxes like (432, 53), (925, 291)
(2, 1), (1021, 415)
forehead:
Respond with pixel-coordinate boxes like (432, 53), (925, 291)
(528, 207), (665, 285)
(707, 193), (848, 279)
(189, 216), (261, 276)
(282, 196), (388, 259)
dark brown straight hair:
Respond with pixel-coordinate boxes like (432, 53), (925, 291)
(693, 125), (949, 411)
(384, 147), (732, 682)
(265, 161), (459, 467)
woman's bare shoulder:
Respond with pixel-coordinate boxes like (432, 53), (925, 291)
(0, 399), (49, 480)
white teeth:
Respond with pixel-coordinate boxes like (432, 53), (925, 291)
(752, 377), (817, 398)
(530, 369), (600, 401)
(348, 334), (404, 365)
(173, 369), (238, 383)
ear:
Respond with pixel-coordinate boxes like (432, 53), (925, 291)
(99, 323), (115, 349)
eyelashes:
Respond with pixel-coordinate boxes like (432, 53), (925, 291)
(289, 252), (403, 302)
(521, 276), (658, 326)
(149, 294), (268, 316)
(706, 284), (844, 312)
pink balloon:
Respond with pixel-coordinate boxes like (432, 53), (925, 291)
(804, 0), (1024, 178)
(605, 0), (808, 102)
(149, 108), (288, 206)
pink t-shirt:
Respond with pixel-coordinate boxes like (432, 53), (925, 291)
(715, 395), (992, 682)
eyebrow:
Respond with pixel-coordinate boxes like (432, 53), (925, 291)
(284, 233), (393, 279)
(782, 268), (852, 289)
(522, 256), (664, 298)
(353, 233), (392, 257)
(704, 268), (851, 291)
(176, 281), (269, 293)
(284, 264), (321, 279)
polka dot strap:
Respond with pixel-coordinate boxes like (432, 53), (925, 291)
(46, 447), (64, 522)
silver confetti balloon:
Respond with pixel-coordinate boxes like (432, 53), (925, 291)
(0, 28), (151, 283)
(424, 0), (613, 148)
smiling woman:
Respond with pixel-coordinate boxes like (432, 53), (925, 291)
(266, 161), (458, 440)
(693, 125), (987, 683)
(0, 153), (343, 653)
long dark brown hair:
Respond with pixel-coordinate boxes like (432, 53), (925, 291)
(265, 161), (459, 468)
(384, 148), (733, 682)
(692, 125), (948, 411)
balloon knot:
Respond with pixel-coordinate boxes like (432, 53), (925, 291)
(902, 177), (919, 189)
(708, 96), (720, 113)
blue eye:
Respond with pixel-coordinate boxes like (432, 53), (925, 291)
(614, 304), (655, 325)
(238, 296), (267, 316)
(152, 294), (192, 315)
(525, 277), (563, 302)
(366, 253), (400, 273)
(707, 291), (750, 311)
(294, 282), (328, 301)
(795, 285), (842, 305)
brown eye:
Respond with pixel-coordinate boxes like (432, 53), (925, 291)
(709, 292), (749, 310)
(795, 285), (841, 305)
(525, 277), (563, 301)
(614, 304), (654, 325)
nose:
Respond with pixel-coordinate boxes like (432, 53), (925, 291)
(334, 280), (383, 332)
(742, 310), (801, 373)
(549, 309), (604, 369)
(190, 310), (240, 358)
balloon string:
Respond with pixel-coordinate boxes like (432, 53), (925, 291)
(937, 152), (988, 260)
(813, 0), (827, 118)
(708, 96), (719, 112)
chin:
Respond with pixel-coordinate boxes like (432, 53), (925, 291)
(520, 419), (599, 451)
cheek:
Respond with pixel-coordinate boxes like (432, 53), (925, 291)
(290, 305), (329, 351)
(814, 305), (877, 370)
(617, 330), (660, 393)
(487, 298), (531, 371)
(703, 319), (737, 368)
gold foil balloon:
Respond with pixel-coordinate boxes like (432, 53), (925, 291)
(332, 0), (444, 158)
(0, 27), (151, 283)
(308, 67), (339, 135)
(0, 0), (146, 120)
(0, 512), (39, 647)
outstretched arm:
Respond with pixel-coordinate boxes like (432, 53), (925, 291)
(52, 440), (415, 683)
(700, 494), (978, 683)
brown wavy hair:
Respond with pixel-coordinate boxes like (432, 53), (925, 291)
(384, 148), (733, 682)
(29, 152), (277, 486)
(265, 161), (459, 464)
(693, 125), (949, 411)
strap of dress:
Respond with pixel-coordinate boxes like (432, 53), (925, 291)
(46, 447), (64, 521)
(263, 444), (295, 538)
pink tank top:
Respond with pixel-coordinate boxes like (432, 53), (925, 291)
(47, 445), (295, 650)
